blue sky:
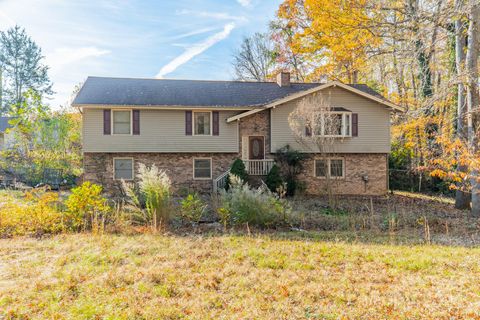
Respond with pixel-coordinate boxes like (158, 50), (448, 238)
(0, 0), (281, 108)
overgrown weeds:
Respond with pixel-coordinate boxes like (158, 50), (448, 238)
(0, 183), (112, 237)
(0, 189), (64, 237)
(217, 175), (291, 228)
(180, 193), (207, 225)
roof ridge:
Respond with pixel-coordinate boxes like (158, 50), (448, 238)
(87, 76), (323, 86)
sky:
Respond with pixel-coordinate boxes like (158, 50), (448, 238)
(0, 0), (281, 108)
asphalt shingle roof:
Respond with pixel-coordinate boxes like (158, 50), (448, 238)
(72, 76), (386, 108)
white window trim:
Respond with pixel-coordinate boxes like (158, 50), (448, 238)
(193, 157), (212, 180)
(111, 109), (133, 136)
(312, 111), (352, 138)
(313, 158), (345, 179)
(113, 157), (134, 181)
(192, 111), (213, 136)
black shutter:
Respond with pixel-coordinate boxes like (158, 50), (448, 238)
(133, 110), (140, 135)
(352, 113), (358, 137)
(212, 111), (219, 136)
(185, 111), (192, 135)
(103, 109), (111, 135)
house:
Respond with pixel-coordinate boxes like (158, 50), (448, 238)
(0, 117), (13, 151)
(72, 72), (404, 196)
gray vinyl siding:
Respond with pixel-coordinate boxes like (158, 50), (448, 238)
(270, 87), (391, 153)
(83, 109), (239, 153)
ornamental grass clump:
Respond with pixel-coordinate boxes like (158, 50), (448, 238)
(218, 175), (290, 228)
(122, 163), (172, 231)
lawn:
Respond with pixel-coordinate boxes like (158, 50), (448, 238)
(1, 233), (480, 319)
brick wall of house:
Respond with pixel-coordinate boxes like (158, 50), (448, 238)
(297, 153), (388, 196)
(238, 109), (273, 158)
(83, 152), (238, 196)
(84, 152), (388, 196)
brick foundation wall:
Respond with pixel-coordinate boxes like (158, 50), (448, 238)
(84, 153), (238, 196)
(296, 153), (388, 196)
(84, 152), (388, 196)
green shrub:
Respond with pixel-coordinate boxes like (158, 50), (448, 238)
(265, 164), (283, 193)
(65, 182), (110, 232)
(180, 193), (207, 224)
(226, 158), (248, 190)
(275, 145), (304, 196)
(218, 175), (290, 228)
(217, 207), (231, 230)
(122, 163), (172, 231)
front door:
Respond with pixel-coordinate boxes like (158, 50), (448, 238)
(249, 136), (265, 160)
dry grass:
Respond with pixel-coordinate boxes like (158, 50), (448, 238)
(1, 233), (480, 319)
(289, 191), (480, 246)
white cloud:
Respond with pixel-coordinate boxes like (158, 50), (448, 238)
(156, 23), (235, 78)
(176, 9), (247, 22)
(237, 0), (252, 7)
(169, 27), (218, 40)
(46, 46), (111, 72)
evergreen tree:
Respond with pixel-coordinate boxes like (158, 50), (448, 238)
(225, 158), (248, 190)
(0, 25), (52, 115)
(265, 164), (283, 193)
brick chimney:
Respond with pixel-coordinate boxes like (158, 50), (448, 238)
(276, 71), (291, 87)
(352, 70), (358, 84)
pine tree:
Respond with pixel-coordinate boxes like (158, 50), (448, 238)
(0, 25), (52, 115)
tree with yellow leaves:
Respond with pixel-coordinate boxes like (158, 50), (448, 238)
(276, 0), (383, 82)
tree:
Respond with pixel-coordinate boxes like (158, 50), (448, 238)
(0, 90), (82, 186)
(274, 145), (304, 197)
(269, 18), (307, 82)
(0, 25), (52, 115)
(276, 0), (383, 82)
(265, 164), (283, 193)
(454, 0), (470, 209)
(465, 0), (480, 216)
(288, 94), (345, 204)
(233, 33), (277, 81)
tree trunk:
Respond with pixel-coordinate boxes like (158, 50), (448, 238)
(465, 0), (480, 216)
(454, 0), (471, 209)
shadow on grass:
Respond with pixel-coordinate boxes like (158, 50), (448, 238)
(162, 224), (480, 248)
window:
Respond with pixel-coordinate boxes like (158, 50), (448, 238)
(113, 110), (131, 134)
(314, 158), (344, 178)
(330, 159), (344, 178)
(194, 112), (211, 135)
(114, 158), (133, 180)
(312, 112), (352, 137)
(315, 159), (327, 177)
(193, 158), (212, 179)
